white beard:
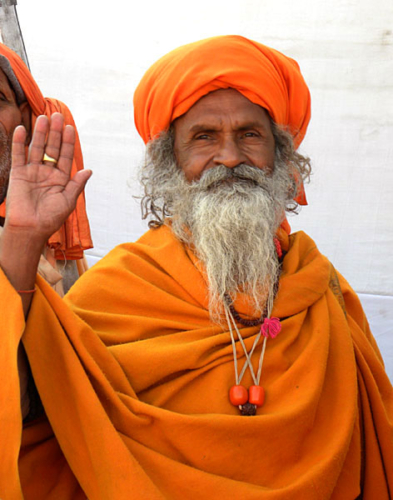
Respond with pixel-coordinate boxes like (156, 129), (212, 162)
(166, 163), (292, 322)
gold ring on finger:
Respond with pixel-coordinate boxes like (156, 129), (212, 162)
(43, 153), (58, 165)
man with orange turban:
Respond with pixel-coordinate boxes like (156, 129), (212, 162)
(0, 42), (92, 295)
(0, 35), (392, 499)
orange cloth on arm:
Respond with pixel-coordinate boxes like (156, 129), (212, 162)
(133, 35), (312, 205)
(1, 227), (392, 499)
(0, 43), (92, 259)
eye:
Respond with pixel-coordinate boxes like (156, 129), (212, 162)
(195, 133), (211, 140)
(243, 131), (259, 138)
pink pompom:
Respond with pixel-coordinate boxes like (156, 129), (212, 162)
(261, 317), (281, 339)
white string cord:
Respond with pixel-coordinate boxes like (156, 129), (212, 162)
(226, 293), (274, 387)
(224, 306), (240, 384)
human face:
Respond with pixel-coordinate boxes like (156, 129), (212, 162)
(0, 68), (30, 204)
(173, 89), (275, 182)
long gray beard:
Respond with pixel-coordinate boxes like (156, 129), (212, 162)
(159, 162), (292, 322)
(0, 130), (12, 205)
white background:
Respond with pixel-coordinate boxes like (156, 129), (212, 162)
(10, 0), (393, 378)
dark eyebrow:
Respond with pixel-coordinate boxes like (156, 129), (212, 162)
(234, 121), (270, 131)
(188, 124), (220, 134)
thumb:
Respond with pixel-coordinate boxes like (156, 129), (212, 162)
(64, 169), (92, 205)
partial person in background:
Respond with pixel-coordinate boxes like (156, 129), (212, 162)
(0, 36), (392, 499)
(0, 43), (92, 295)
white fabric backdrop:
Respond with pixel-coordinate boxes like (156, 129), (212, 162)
(11, 0), (393, 380)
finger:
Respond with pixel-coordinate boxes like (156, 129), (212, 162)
(43, 113), (64, 166)
(64, 169), (92, 205)
(56, 125), (76, 176)
(11, 125), (27, 169)
(28, 115), (49, 164)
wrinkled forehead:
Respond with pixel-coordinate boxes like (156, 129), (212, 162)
(0, 55), (26, 104)
(173, 88), (273, 129)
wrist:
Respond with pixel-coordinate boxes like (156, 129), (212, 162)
(0, 225), (44, 292)
(1, 222), (47, 253)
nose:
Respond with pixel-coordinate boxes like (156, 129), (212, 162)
(213, 136), (245, 169)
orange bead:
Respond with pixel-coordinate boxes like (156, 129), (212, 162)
(229, 385), (248, 406)
(249, 385), (265, 407)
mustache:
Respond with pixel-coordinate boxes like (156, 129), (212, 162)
(193, 164), (272, 191)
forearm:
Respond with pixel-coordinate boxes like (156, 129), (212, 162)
(0, 225), (44, 317)
(0, 227), (44, 419)
(0, 114), (88, 424)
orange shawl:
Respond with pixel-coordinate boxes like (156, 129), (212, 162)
(1, 228), (392, 499)
(0, 43), (92, 259)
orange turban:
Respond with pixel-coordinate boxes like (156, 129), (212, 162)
(0, 43), (92, 259)
(133, 35), (311, 205)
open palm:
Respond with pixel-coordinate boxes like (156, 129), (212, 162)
(6, 113), (91, 243)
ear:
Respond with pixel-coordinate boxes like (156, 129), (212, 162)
(19, 101), (32, 144)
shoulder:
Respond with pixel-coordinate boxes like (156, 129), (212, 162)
(282, 230), (330, 278)
(78, 225), (182, 278)
(64, 224), (203, 310)
(62, 224), (210, 342)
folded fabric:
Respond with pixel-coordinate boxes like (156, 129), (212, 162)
(1, 228), (392, 498)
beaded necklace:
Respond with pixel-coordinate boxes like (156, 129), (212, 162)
(226, 237), (283, 416)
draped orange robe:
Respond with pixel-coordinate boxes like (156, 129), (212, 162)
(1, 227), (392, 499)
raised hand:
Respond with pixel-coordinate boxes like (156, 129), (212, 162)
(5, 112), (91, 243)
(0, 113), (92, 315)
(0, 113), (92, 416)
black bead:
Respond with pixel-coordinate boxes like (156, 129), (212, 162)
(240, 403), (257, 416)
